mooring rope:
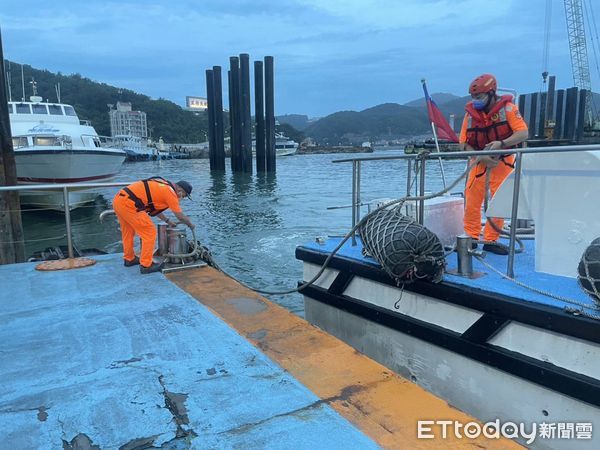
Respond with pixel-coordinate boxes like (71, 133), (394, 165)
(474, 254), (600, 320)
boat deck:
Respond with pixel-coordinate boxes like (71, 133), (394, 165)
(0, 254), (517, 449)
(300, 236), (600, 318)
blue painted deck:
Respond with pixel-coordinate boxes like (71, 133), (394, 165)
(303, 236), (600, 317)
(0, 254), (380, 449)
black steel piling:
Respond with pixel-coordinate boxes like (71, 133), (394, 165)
(264, 56), (275, 173)
(212, 66), (225, 171)
(205, 69), (216, 170)
(239, 54), (252, 174)
(254, 60), (266, 173)
(555, 89), (565, 139)
(576, 89), (587, 142)
(564, 87), (579, 142)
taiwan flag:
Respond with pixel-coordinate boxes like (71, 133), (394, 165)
(421, 80), (459, 143)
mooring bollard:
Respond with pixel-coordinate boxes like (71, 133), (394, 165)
(456, 235), (474, 277)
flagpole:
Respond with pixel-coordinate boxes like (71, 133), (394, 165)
(430, 121), (447, 189)
(421, 78), (447, 189)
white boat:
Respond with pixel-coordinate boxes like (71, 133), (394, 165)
(275, 133), (298, 156)
(252, 133), (299, 157)
(113, 134), (170, 161)
(9, 96), (126, 209)
(296, 145), (600, 449)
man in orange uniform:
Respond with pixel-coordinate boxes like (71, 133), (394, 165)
(113, 177), (195, 273)
(459, 74), (528, 255)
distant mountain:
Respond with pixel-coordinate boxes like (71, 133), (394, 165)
(304, 103), (436, 144)
(4, 61), (208, 143)
(404, 92), (462, 108)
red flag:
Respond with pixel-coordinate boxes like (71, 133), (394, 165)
(422, 80), (459, 143)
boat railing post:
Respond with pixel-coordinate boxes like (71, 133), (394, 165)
(406, 158), (412, 215)
(63, 186), (74, 259)
(351, 160), (357, 246)
(418, 157), (426, 225)
(356, 160), (361, 233)
(507, 151), (523, 278)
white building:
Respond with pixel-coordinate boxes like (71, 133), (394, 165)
(109, 102), (148, 138)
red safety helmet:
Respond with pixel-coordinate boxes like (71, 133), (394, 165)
(469, 73), (497, 95)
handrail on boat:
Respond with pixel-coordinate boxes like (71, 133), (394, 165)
(333, 143), (600, 278)
(0, 181), (136, 259)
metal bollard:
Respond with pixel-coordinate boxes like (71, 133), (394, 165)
(456, 235), (473, 276)
(156, 224), (169, 256)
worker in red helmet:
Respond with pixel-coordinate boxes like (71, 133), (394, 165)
(113, 177), (196, 273)
(459, 73), (529, 255)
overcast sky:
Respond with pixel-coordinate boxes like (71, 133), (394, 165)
(2, 0), (599, 117)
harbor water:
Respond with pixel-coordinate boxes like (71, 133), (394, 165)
(20, 148), (466, 315)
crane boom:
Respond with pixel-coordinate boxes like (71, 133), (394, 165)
(564, 0), (593, 125)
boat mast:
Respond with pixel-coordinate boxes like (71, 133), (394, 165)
(20, 63), (24, 101)
(29, 77), (37, 96)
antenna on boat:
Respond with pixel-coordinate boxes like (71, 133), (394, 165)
(55, 82), (61, 103)
(29, 77), (37, 96)
(20, 63), (24, 101)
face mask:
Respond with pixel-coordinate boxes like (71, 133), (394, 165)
(472, 97), (487, 110)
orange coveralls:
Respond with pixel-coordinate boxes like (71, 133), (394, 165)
(459, 103), (528, 242)
(113, 180), (182, 268)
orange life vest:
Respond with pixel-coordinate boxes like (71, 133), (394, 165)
(122, 177), (177, 216)
(464, 95), (515, 150)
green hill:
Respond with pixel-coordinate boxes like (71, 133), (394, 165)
(304, 103), (445, 145)
(4, 61), (208, 143)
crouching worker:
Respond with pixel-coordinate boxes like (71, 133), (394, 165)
(113, 177), (195, 273)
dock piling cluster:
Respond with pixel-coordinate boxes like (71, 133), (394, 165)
(206, 54), (276, 173)
(519, 76), (589, 142)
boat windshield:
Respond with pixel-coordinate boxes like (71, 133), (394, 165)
(33, 136), (62, 146)
(15, 103), (31, 114)
(63, 106), (77, 116)
(12, 136), (28, 149)
(48, 105), (63, 115)
(32, 104), (48, 114)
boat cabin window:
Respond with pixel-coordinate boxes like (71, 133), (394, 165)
(8, 104), (14, 114)
(48, 105), (63, 115)
(12, 136), (28, 148)
(32, 104), (48, 114)
(33, 136), (61, 146)
(63, 105), (77, 116)
(15, 103), (31, 114)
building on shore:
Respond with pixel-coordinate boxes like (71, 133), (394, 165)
(108, 102), (148, 138)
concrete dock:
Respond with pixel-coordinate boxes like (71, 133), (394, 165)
(0, 254), (518, 449)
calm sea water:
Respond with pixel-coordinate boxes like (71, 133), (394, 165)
(21, 148), (466, 315)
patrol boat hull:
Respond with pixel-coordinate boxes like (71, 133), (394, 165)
(296, 237), (600, 449)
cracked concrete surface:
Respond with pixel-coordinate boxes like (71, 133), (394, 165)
(0, 254), (380, 449)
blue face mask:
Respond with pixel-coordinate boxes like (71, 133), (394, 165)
(472, 98), (487, 110)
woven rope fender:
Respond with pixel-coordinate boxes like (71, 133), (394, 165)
(360, 205), (445, 284)
(578, 237), (600, 305)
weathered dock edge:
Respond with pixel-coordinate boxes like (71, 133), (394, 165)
(168, 265), (520, 449)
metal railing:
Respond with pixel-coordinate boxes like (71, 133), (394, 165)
(0, 181), (135, 259)
(333, 143), (600, 278)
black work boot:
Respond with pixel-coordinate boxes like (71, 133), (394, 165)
(140, 261), (165, 274)
(124, 256), (140, 267)
(482, 244), (509, 255)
